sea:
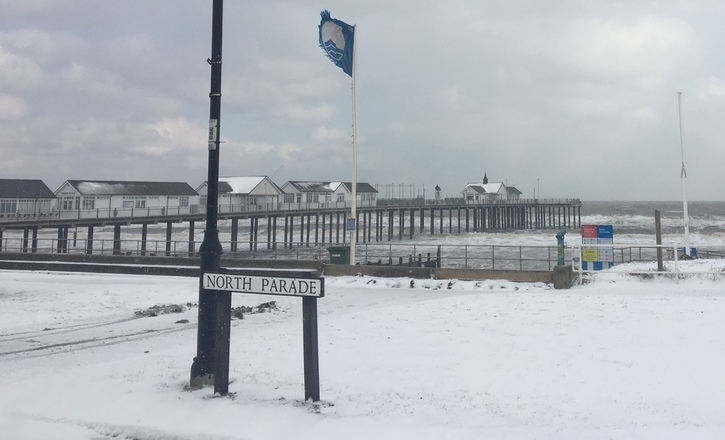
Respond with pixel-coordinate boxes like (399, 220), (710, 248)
(394, 200), (725, 264)
(389, 200), (725, 269)
(579, 200), (725, 247)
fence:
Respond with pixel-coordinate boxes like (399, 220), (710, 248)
(571, 243), (725, 282)
(0, 237), (563, 270)
(3, 235), (724, 273)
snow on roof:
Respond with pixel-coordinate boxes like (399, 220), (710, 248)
(219, 177), (265, 194)
(463, 182), (507, 194)
(69, 180), (197, 196)
(286, 181), (335, 192)
(77, 182), (129, 195)
(482, 183), (505, 193)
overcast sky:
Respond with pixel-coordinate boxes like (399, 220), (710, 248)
(1, 0), (724, 201)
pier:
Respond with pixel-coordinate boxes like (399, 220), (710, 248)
(0, 199), (581, 256)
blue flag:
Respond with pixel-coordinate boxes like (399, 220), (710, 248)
(318, 10), (354, 77)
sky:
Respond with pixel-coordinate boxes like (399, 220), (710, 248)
(1, 0), (724, 201)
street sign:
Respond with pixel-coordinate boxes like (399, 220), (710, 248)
(202, 269), (324, 401)
(203, 272), (324, 298)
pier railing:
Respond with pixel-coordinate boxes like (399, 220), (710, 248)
(0, 198), (581, 223)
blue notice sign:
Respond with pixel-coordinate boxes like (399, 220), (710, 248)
(597, 225), (613, 239)
(346, 218), (356, 232)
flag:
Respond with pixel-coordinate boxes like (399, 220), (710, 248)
(318, 10), (354, 77)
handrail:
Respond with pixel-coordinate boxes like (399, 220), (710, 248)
(0, 198), (582, 224)
(569, 243), (724, 282)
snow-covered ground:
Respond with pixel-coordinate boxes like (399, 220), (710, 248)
(1, 262), (724, 439)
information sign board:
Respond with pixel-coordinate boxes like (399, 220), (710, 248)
(581, 224), (614, 271)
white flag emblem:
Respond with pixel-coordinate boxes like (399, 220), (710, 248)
(321, 21), (345, 61)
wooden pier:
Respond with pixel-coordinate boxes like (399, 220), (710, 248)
(0, 200), (581, 255)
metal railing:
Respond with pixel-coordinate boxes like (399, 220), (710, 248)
(0, 197), (582, 223)
(0, 237), (563, 270)
(3, 236), (722, 273)
(571, 243), (725, 282)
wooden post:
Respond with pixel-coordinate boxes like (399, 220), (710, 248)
(272, 216), (278, 250)
(399, 208), (404, 240)
(655, 209), (664, 271)
(22, 227), (29, 253)
(249, 218), (255, 251)
(141, 224), (147, 256)
(305, 214), (311, 247)
(86, 225), (94, 255)
(231, 218), (238, 253)
(302, 296), (320, 402)
(165, 222), (172, 256)
(113, 224), (121, 255)
(188, 220), (195, 257)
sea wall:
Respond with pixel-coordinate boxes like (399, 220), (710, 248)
(0, 253), (573, 288)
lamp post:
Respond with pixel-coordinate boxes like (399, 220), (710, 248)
(190, 0), (226, 388)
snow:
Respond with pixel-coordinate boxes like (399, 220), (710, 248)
(219, 177), (265, 194)
(77, 181), (129, 195)
(1, 263), (724, 439)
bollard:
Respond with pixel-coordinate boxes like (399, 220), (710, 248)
(556, 229), (566, 266)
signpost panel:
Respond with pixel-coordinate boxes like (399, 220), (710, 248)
(582, 224), (614, 271)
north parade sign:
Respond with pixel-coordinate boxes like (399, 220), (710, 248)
(203, 272), (324, 298)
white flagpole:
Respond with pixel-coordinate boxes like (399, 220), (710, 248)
(677, 91), (691, 257)
(349, 23), (358, 266)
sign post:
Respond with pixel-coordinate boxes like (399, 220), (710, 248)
(302, 296), (320, 402)
(202, 270), (324, 401)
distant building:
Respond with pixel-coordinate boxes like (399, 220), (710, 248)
(461, 174), (522, 203)
(281, 181), (378, 208)
(0, 179), (56, 218)
(505, 186), (523, 199)
(54, 180), (199, 218)
(196, 176), (283, 212)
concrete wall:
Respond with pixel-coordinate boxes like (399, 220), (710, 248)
(323, 263), (555, 284)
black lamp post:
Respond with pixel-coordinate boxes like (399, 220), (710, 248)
(190, 0), (227, 388)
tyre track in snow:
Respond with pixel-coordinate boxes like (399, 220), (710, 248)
(0, 315), (143, 342)
(0, 318), (196, 360)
